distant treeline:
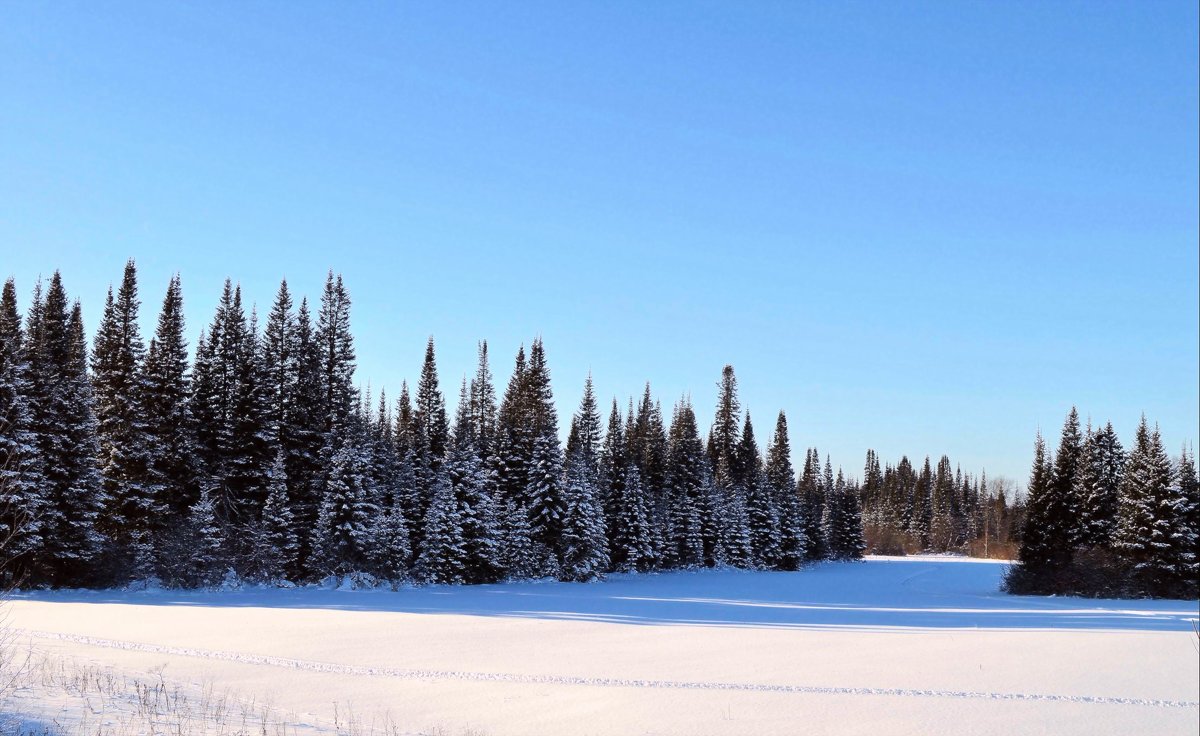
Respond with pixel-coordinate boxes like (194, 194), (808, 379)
(2, 262), (1028, 589)
(1008, 409), (1197, 599)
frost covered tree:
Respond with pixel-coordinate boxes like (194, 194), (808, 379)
(798, 449), (827, 560)
(1018, 431), (1069, 570)
(714, 462), (752, 568)
(565, 374), (603, 475)
(707, 365), (742, 484)
(371, 490), (412, 583)
(283, 296), (326, 572)
(1076, 421), (1124, 548)
(741, 415), (779, 568)
(190, 281), (271, 528)
(26, 276), (105, 586)
(1050, 407), (1085, 546)
(417, 466), (466, 584)
(1179, 445), (1199, 555)
(310, 441), (376, 577)
(1115, 418), (1196, 597)
(825, 470), (866, 560)
(252, 451), (299, 581)
(767, 412), (805, 570)
(408, 337), (448, 556)
(522, 339), (566, 563)
(450, 380), (503, 584)
(415, 337), (450, 466)
(559, 448), (609, 581)
(613, 464), (655, 572)
(315, 272), (358, 449)
(910, 457), (934, 551)
(0, 278), (43, 581)
(494, 345), (530, 511)
(142, 275), (197, 544)
(665, 399), (706, 568)
(92, 260), (156, 578)
(629, 385), (668, 568)
(466, 341), (498, 456)
(183, 487), (223, 587)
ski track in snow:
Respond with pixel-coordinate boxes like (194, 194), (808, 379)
(20, 629), (1198, 710)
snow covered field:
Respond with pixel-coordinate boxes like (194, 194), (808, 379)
(5, 556), (1198, 735)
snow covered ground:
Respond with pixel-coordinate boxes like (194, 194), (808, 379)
(4, 556), (1198, 735)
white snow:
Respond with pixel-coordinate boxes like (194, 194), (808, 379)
(5, 555), (1198, 735)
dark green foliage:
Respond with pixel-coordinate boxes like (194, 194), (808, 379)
(92, 260), (157, 578)
(4, 262), (1190, 600)
(767, 412), (805, 570)
(0, 278), (44, 583)
(26, 276), (106, 586)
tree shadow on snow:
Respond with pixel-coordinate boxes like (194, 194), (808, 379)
(15, 557), (1199, 632)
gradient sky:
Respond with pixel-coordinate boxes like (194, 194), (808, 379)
(1, 2), (1197, 485)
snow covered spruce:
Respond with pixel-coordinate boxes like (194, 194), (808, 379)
(1009, 408), (1198, 599)
(0, 262), (1194, 595)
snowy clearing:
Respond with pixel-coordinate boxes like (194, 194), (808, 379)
(5, 556), (1198, 735)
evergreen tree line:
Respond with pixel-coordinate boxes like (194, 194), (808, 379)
(857, 451), (1026, 559)
(1008, 407), (1198, 599)
(0, 262), (1038, 590)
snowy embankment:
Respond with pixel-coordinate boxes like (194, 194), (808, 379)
(5, 556), (1199, 736)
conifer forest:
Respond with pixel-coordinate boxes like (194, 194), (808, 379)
(1, 262), (1193, 598)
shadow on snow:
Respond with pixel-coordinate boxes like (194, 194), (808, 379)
(15, 557), (1199, 633)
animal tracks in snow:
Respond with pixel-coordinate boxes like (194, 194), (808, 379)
(21, 629), (1198, 710)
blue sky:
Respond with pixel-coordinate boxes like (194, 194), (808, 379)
(1, 2), (1196, 485)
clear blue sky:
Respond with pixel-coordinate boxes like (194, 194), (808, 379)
(2, 2), (1196, 485)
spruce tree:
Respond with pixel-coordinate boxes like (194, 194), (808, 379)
(825, 470), (866, 559)
(227, 308), (272, 533)
(523, 339), (566, 562)
(611, 464), (654, 572)
(1050, 407), (1085, 546)
(191, 281), (270, 528)
(1179, 445), (1199, 556)
(261, 280), (296, 449)
(499, 496), (538, 579)
(1018, 430), (1070, 570)
(839, 474), (868, 559)
(315, 272), (357, 447)
(467, 341), (498, 456)
(714, 462), (752, 568)
(450, 379), (503, 584)
(766, 411), (805, 570)
(559, 448), (609, 581)
(91, 261), (156, 578)
(0, 278), (44, 582)
(1116, 418), (1195, 596)
(310, 440), (375, 577)
(414, 336), (450, 466)
(286, 296), (326, 574)
(930, 455), (959, 550)
(629, 385), (668, 567)
(253, 451), (299, 581)
(27, 276), (105, 586)
(1076, 421), (1124, 548)
(409, 337), (448, 555)
(417, 466), (466, 584)
(371, 489), (412, 583)
(566, 374), (603, 474)
(707, 365), (742, 482)
(600, 399), (629, 569)
(911, 457), (934, 550)
(494, 346), (530, 512)
(142, 274), (198, 543)
(184, 487), (224, 587)
(741, 414), (780, 568)
(665, 399), (706, 568)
